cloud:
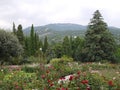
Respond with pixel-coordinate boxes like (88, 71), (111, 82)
(0, 0), (120, 30)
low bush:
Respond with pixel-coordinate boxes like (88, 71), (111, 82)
(1, 71), (36, 89)
(50, 55), (73, 64)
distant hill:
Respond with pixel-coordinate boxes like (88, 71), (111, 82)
(23, 23), (86, 34)
(23, 23), (120, 43)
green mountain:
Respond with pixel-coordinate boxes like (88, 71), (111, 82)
(23, 23), (120, 43)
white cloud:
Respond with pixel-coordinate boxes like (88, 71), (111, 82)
(0, 0), (120, 30)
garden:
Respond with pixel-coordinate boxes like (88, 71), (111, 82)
(0, 56), (120, 90)
(0, 10), (120, 90)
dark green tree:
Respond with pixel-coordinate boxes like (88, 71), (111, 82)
(34, 33), (40, 51)
(82, 10), (116, 62)
(62, 36), (71, 56)
(0, 29), (23, 65)
(24, 37), (31, 56)
(53, 43), (63, 58)
(16, 24), (24, 46)
(30, 24), (35, 55)
(74, 37), (85, 61)
(43, 36), (49, 53)
(13, 22), (16, 35)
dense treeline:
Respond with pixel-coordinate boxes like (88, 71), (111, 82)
(0, 10), (120, 65)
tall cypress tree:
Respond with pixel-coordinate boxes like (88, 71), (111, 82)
(24, 37), (31, 56)
(82, 10), (116, 62)
(34, 33), (40, 51)
(43, 36), (49, 53)
(13, 22), (16, 35)
(30, 24), (35, 55)
(16, 24), (24, 46)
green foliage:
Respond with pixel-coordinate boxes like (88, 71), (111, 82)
(115, 47), (120, 63)
(27, 56), (40, 63)
(43, 36), (49, 53)
(24, 24), (43, 57)
(16, 24), (24, 46)
(82, 10), (116, 62)
(72, 37), (85, 61)
(0, 29), (23, 65)
(62, 36), (71, 56)
(52, 43), (63, 58)
(1, 71), (36, 89)
(34, 33), (40, 51)
(24, 36), (31, 56)
(30, 24), (35, 55)
(50, 56), (73, 64)
(21, 65), (39, 73)
(48, 36), (84, 61)
(12, 22), (16, 35)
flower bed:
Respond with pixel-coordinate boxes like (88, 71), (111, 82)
(0, 62), (119, 90)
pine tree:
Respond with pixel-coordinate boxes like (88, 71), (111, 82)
(82, 10), (116, 62)
(16, 24), (24, 46)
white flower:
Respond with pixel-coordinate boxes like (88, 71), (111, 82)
(113, 77), (116, 80)
(39, 48), (42, 51)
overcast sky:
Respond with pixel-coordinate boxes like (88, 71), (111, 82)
(0, 0), (120, 30)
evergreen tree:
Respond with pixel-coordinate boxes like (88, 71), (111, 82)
(82, 10), (116, 62)
(74, 37), (85, 61)
(34, 33), (40, 51)
(43, 36), (49, 53)
(24, 37), (31, 56)
(53, 43), (63, 58)
(69, 36), (85, 60)
(16, 24), (24, 46)
(62, 36), (71, 56)
(30, 24), (35, 55)
(13, 22), (16, 35)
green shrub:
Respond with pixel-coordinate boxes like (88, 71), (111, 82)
(50, 55), (73, 64)
(1, 71), (36, 89)
(21, 66), (39, 73)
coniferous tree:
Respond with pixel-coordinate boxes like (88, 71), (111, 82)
(16, 24), (24, 46)
(74, 37), (85, 61)
(30, 24), (35, 55)
(34, 33), (40, 51)
(62, 36), (71, 56)
(13, 22), (16, 35)
(53, 43), (63, 58)
(24, 37), (31, 56)
(82, 10), (116, 62)
(43, 36), (49, 53)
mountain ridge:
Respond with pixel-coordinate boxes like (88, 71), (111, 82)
(23, 23), (120, 42)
